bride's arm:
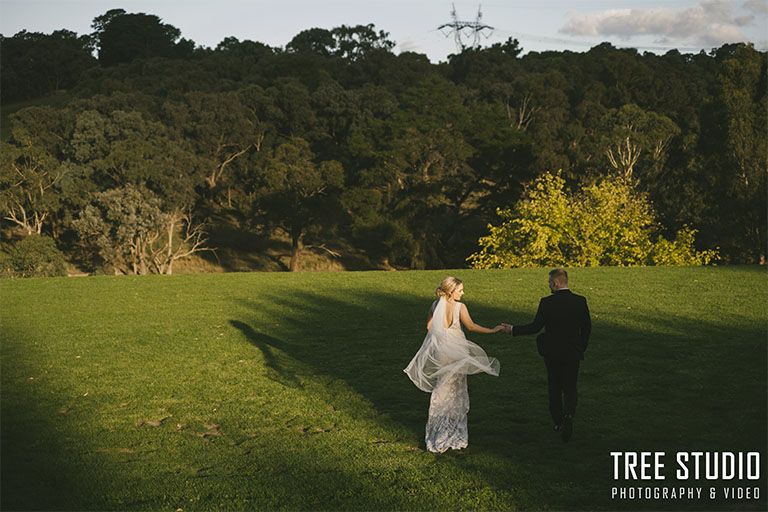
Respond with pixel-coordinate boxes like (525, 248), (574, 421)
(426, 300), (438, 330)
(459, 303), (503, 333)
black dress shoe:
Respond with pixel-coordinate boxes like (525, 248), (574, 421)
(561, 415), (573, 442)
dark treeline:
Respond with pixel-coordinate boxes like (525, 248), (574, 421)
(1, 9), (765, 274)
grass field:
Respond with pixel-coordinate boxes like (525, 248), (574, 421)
(1, 267), (766, 511)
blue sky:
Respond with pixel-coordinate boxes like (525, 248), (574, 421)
(1, 0), (766, 61)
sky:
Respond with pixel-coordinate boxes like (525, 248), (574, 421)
(1, 0), (766, 62)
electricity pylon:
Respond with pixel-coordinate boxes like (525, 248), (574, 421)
(438, 3), (494, 52)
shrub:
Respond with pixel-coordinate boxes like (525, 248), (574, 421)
(0, 235), (68, 278)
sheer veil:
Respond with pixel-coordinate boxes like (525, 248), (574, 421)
(404, 297), (499, 392)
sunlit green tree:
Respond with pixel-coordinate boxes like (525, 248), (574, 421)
(469, 172), (717, 268)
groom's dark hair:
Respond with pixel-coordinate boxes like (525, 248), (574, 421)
(549, 268), (568, 284)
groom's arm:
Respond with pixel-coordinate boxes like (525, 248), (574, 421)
(580, 298), (591, 352)
(512, 299), (546, 336)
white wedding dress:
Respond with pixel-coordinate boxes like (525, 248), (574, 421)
(404, 297), (500, 453)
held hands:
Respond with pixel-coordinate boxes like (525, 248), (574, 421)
(493, 324), (513, 334)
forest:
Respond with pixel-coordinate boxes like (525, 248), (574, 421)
(1, 8), (765, 275)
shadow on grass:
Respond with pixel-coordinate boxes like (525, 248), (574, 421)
(229, 319), (303, 389)
(229, 286), (767, 511)
(0, 327), (84, 510)
(2, 272), (765, 511)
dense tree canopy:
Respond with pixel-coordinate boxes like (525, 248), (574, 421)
(1, 9), (765, 273)
(0, 30), (95, 103)
(90, 9), (195, 66)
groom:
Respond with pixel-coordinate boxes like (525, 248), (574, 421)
(503, 269), (591, 442)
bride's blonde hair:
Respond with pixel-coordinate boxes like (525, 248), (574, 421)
(436, 276), (462, 298)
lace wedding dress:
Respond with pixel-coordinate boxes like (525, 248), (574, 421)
(404, 297), (500, 453)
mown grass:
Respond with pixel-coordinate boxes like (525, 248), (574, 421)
(1, 267), (766, 511)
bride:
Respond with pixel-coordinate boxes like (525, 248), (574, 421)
(404, 277), (502, 453)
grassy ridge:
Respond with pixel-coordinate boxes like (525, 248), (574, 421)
(1, 267), (766, 511)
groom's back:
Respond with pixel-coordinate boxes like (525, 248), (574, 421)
(541, 290), (590, 358)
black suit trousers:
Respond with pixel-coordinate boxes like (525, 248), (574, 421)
(544, 356), (580, 424)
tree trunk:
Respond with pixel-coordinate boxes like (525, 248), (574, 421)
(166, 214), (176, 275)
(137, 235), (149, 275)
(289, 231), (302, 272)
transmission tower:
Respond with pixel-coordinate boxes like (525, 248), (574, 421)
(438, 3), (494, 52)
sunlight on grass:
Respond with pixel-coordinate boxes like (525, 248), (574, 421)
(1, 267), (766, 510)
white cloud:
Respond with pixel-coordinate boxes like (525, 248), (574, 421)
(743, 0), (768, 15)
(559, 0), (759, 47)
(397, 39), (421, 53)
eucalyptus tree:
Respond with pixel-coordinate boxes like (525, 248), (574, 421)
(68, 106), (209, 273)
(267, 78), (321, 140)
(0, 142), (64, 236)
(598, 104), (680, 188)
(165, 89), (269, 195)
(0, 106), (78, 237)
(252, 137), (344, 271)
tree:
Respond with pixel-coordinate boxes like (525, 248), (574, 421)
(715, 44), (767, 263)
(0, 106), (77, 237)
(72, 185), (208, 275)
(513, 69), (575, 177)
(90, 9), (193, 66)
(152, 208), (210, 275)
(72, 185), (166, 274)
(267, 78), (320, 140)
(468, 172), (716, 268)
(311, 80), (356, 153)
(286, 28), (337, 57)
(69, 107), (203, 206)
(166, 89), (268, 193)
(253, 138), (344, 271)
(2, 19), (764, 270)
(0, 30), (96, 103)
(66, 102), (209, 274)
(387, 77), (473, 186)
(599, 104), (680, 187)
(363, 76), (476, 268)
(0, 142), (64, 235)
(330, 24), (395, 61)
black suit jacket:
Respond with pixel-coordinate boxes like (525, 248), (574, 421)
(512, 289), (591, 360)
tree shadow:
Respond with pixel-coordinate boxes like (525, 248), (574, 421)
(229, 284), (767, 511)
(3, 272), (764, 511)
(230, 289), (524, 433)
(228, 320), (303, 388)
(1, 327), (84, 511)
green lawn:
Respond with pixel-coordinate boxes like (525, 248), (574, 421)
(1, 267), (766, 511)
